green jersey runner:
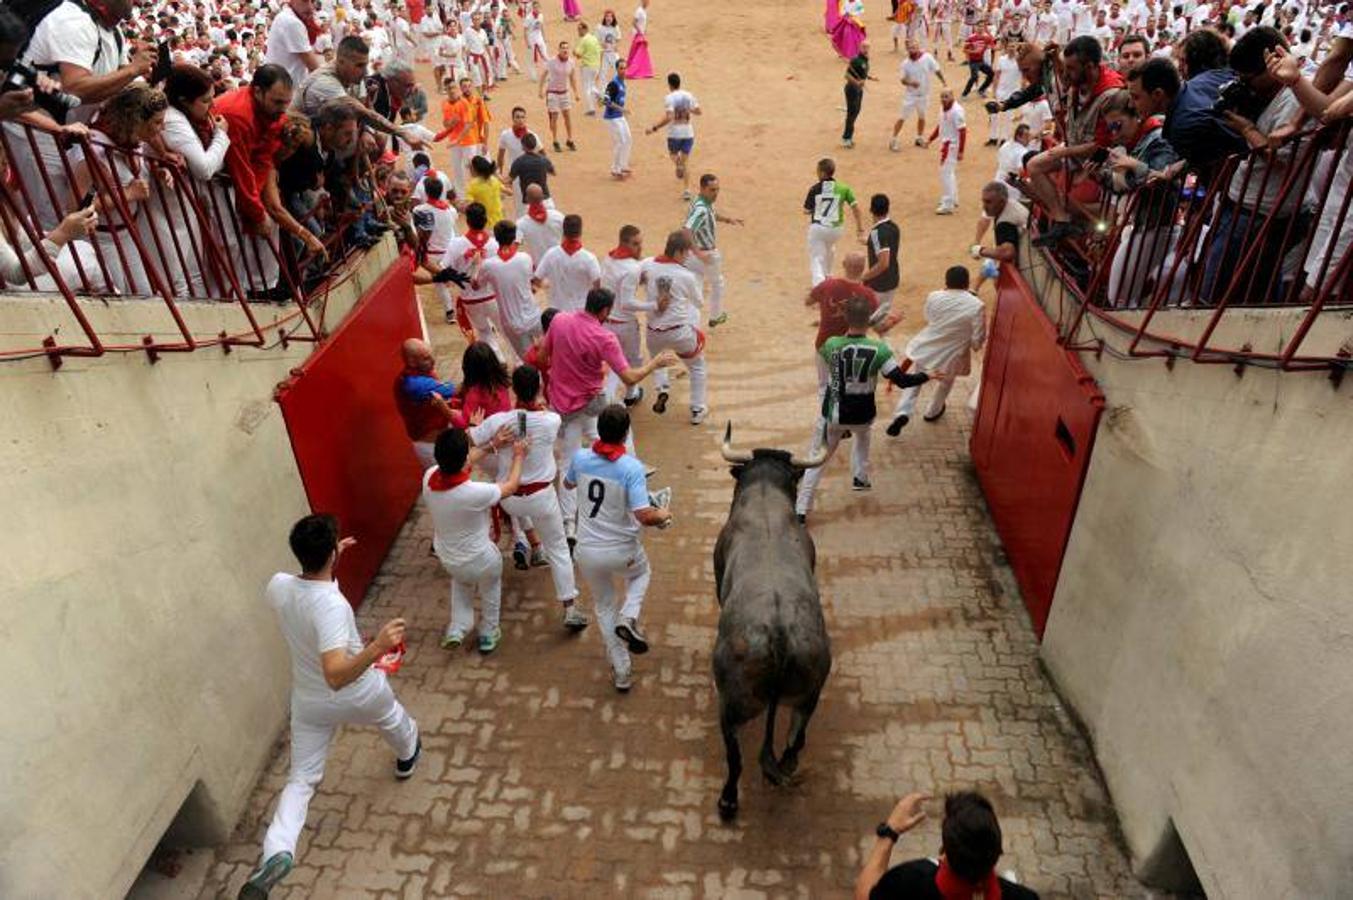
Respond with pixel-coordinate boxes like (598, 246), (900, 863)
(820, 334), (902, 426)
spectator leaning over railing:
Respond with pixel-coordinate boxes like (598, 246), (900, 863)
(161, 63), (231, 296)
(293, 35), (423, 151)
(1023, 36), (1126, 247)
(1161, 29), (1247, 171)
(1264, 43), (1353, 300)
(1199, 26), (1305, 304)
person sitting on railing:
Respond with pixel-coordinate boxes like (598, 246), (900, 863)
(1199, 26), (1306, 305)
(1024, 37), (1126, 247)
(160, 63), (231, 297)
(1263, 44), (1353, 301)
(1097, 83), (1181, 307)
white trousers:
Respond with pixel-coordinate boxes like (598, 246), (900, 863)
(604, 319), (643, 401)
(647, 325), (708, 412)
(439, 293), (508, 360)
(807, 223), (842, 286)
(1108, 224), (1174, 308)
(894, 372), (955, 419)
(685, 249), (725, 320)
(605, 116), (633, 174)
(874, 289), (895, 319)
(795, 419), (872, 515)
(500, 488), (579, 601)
(576, 542), (651, 674)
(441, 544), (504, 635)
(580, 66), (599, 113)
(261, 682), (417, 861)
(449, 145), (473, 194)
(939, 149), (959, 210)
(503, 320), (542, 363)
(555, 393), (607, 526)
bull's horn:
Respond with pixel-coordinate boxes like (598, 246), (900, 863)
(789, 422), (830, 470)
(720, 421), (753, 464)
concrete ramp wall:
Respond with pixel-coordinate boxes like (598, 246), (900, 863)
(0, 245), (393, 898)
(1041, 307), (1353, 897)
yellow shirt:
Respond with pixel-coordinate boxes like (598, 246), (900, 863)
(467, 176), (506, 227)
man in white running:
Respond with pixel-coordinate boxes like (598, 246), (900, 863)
(517, 183), (565, 260)
(636, 230), (709, 425)
(534, 213), (602, 311)
(495, 106), (541, 215)
(682, 172), (743, 329)
(468, 365), (585, 630)
(438, 203), (508, 357)
(477, 220), (542, 360)
(564, 404), (672, 692)
(237, 515), (419, 900)
(928, 89), (966, 214)
(645, 71), (701, 199)
(601, 223), (647, 408)
(423, 425), (528, 653)
(412, 177), (459, 268)
(803, 157), (866, 287)
(890, 39), (946, 150)
(523, 0), (549, 81)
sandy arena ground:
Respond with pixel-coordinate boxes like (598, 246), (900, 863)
(184, 2), (1157, 897)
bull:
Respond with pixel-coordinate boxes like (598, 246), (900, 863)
(712, 423), (832, 820)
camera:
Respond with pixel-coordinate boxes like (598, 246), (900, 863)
(1213, 78), (1260, 119)
(2, 60), (80, 112)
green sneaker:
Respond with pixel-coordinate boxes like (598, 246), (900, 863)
(709, 312), (729, 328)
(477, 627), (501, 654)
(440, 629), (465, 650)
(238, 852), (293, 899)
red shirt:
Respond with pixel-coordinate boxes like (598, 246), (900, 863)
(811, 278), (879, 349)
(215, 87), (286, 227)
(963, 33), (995, 62)
(450, 384), (512, 429)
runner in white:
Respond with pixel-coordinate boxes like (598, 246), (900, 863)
(478, 219), (542, 360)
(533, 213), (602, 311)
(928, 89), (966, 214)
(438, 203), (509, 357)
(635, 230), (709, 425)
(563, 404), (672, 692)
(523, 0), (550, 81)
(495, 106), (540, 215)
(682, 172), (743, 329)
(412, 177), (459, 267)
(890, 39), (946, 150)
(601, 223), (646, 408)
(517, 183), (565, 261)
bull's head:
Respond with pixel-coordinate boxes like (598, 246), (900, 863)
(720, 422), (827, 494)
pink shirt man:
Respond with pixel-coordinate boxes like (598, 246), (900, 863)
(542, 310), (630, 414)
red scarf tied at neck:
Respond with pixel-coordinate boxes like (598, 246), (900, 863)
(527, 202), (549, 223)
(497, 244), (519, 262)
(935, 859), (1002, 900)
(463, 228), (491, 261)
(512, 124), (529, 139)
(609, 244), (637, 260)
(592, 440), (626, 461)
(561, 237), (584, 255)
(427, 469), (471, 491)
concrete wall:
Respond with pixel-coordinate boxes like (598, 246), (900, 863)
(1041, 306), (1353, 898)
(0, 244), (391, 899)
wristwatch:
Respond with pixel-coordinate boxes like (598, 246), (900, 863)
(876, 822), (901, 842)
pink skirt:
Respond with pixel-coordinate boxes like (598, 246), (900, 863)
(626, 31), (654, 79)
(563, 0), (581, 18)
(824, 0), (841, 32)
(830, 16), (866, 59)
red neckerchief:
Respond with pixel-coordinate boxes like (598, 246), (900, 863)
(497, 244), (518, 262)
(428, 469), (471, 491)
(527, 202), (549, 223)
(426, 167), (440, 180)
(561, 237), (583, 255)
(654, 255), (679, 264)
(609, 244), (637, 259)
(463, 228), (491, 260)
(935, 859), (1002, 900)
(592, 440), (626, 461)
(516, 400), (545, 410)
(1125, 115), (1166, 150)
(512, 124), (529, 138)
(428, 199), (450, 210)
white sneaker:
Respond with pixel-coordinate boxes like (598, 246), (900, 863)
(650, 486), (672, 509)
(935, 205), (955, 216)
(690, 406), (708, 425)
(563, 604), (590, 632)
(613, 665), (633, 692)
(889, 139), (900, 152)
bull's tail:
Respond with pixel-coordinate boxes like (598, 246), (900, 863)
(757, 625), (791, 786)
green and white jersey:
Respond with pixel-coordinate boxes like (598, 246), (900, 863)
(684, 197), (717, 250)
(820, 334), (899, 426)
(803, 179), (856, 229)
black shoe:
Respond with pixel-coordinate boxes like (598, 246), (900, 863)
(796, 513), (806, 525)
(923, 403), (947, 423)
(885, 414), (910, 437)
(553, 140), (562, 152)
(615, 617), (649, 654)
(1033, 220), (1086, 248)
(395, 737), (421, 780)
(512, 542), (529, 571)
(852, 477), (872, 491)
(566, 140), (577, 151)
(841, 429), (852, 439)
(653, 390), (669, 414)
(567, 535), (576, 557)
(623, 387), (644, 407)
(444, 310), (455, 324)
(897, 372), (930, 389)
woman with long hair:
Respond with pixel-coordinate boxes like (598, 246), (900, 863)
(598, 9), (623, 84)
(625, 0), (653, 79)
(161, 64), (232, 297)
(452, 340), (513, 429)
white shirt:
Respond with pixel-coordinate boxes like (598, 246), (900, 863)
(636, 257), (703, 330)
(993, 54), (1021, 100)
(265, 5), (316, 92)
(413, 201), (458, 253)
(518, 209), (565, 262)
(439, 233), (500, 301)
(437, 33), (465, 66)
(464, 26), (488, 56)
(601, 254), (643, 324)
(1021, 97), (1052, 136)
(412, 168), (455, 203)
(566, 449), (649, 550)
(664, 90), (699, 139)
(534, 245), (601, 311)
(906, 288), (987, 378)
(470, 408), (561, 483)
(23, 2), (129, 125)
(901, 53), (942, 97)
(478, 247), (539, 333)
(995, 138), (1029, 185)
(937, 103), (966, 144)
(524, 12), (546, 45)
(266, 573), (382, 705)
(424, 470), (502, 566)
(497, 127), (539, 174)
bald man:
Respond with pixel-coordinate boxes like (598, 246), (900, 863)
(805, 251), (901, 395)
(517, 183), (566, 264)
(393, 339), (457, 470)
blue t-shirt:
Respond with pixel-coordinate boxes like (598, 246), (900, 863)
(603, 77), (626, 120)
(1165, 68), (1247, 166)
(566, 448), (648, 548)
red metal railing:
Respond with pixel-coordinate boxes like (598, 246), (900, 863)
(1025, 119), (1353, 373)
(0, 118), (377, 367)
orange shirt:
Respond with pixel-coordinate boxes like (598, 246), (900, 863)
(441, 98), (476, 146)
(467, 95), (492, 145)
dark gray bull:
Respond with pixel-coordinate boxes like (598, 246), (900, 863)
(712, 423), (831, 820)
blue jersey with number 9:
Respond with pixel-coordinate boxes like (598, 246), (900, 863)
(565, 449), (651, 549)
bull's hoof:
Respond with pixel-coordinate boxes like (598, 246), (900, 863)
(717, 796), (739, 821)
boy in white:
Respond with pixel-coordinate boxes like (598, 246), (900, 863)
(563, 404), (672, 691)
(635, 230), (708, 425)
(523, 1), (549, 80)
(438, 202), (509, 357)
(478, 219), (542, 359)
(423, 426), (528, 653)
(517, 184), (565, 259)
(533, 213), (602, 311)
(928, 90), (966, 214)
(886, 265), (987, 435)
(412, 177), (459, 262)
(464, 11), (493, 88)
(468, 365), (583, 626)
(601, 224), (646, 407)
(435, 21), (466, 85)
(238, 515), (418, 899)
(891, 41), (946, 149)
